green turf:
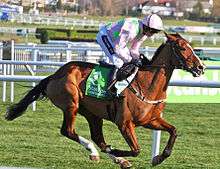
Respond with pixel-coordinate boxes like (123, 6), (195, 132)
(0, 82), (219, 169)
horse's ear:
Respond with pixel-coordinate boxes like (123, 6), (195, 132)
(164, 31), (173, 40)
(164, 31), (168, 38)
(176, 32), (182, 38)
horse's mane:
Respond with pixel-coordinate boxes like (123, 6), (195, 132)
(144, 33), (186, 65)
(152, 43), (166, 62)
(141, 42), (166, 66)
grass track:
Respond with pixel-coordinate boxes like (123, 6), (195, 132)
(0, 84), (220, 169)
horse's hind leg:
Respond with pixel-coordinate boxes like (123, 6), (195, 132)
(47, 78), (100, 161)
(146, 117), (177, 166)
(59, 92), (99, 161)
(60, 106), (100, 161)
(60, 105), (78, 141)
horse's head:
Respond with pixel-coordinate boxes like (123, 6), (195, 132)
(164, 32), (206, 77)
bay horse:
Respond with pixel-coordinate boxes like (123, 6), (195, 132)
(5, 33), (205, 168)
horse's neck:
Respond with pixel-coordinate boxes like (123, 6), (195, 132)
(136, 46), (174, 100)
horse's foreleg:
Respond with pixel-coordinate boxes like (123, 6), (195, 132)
(104, 121), (137, 169)
(109, 121), (140, 157)
(147, 117), (177, 166)
(100, 121), (139, 168)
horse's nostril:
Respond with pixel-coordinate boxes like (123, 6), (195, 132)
(198, 65), (204, 70)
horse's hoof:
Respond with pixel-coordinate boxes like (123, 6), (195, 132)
(152, 155), (162, 166)
(120, 160), (132, 169)
(89, 155), (100, 162)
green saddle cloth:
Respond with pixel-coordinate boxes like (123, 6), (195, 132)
(85, 65), (112, 98)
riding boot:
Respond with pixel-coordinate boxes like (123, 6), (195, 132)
(107, 68), (118, 95)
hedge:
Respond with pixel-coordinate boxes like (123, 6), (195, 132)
(35, 28), (98, 43)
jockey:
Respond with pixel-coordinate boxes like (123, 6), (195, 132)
(96, 14), (164, 91)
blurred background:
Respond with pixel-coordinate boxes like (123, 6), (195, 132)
(1, 0), (219, 19)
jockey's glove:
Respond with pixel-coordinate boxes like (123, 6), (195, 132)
(139, 53), (145, 59)
(131, 58), (142, 67)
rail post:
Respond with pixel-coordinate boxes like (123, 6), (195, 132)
(151, 113), (162, 159)
(31, 44), (38, 111)
(201, 37), (204, 45)
(10, 40), (15, 102)
(152, 130), (161, 159)
(2, 40), (13, 102)
(0, 42), (2, 71)
(2, 64), (6, 102)
(66, 44), (72, 62)
(213, 38), (217, 45)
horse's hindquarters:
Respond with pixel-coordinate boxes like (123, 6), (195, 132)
(46, 77), (80, 111)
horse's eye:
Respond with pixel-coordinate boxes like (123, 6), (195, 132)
(177, 45), (185, 51)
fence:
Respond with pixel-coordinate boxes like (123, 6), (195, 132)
(1, 60), (219, 102)
(0, 41), (220, 103)
(1, 41), (220, 67)
(10, 13), (102, 28)
(151, 34), (220, 46)
(9, 14), (220, 33)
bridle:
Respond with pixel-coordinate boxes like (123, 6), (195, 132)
(168, 40), (194, 72)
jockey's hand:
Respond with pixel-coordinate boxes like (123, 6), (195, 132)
(139, 53), (145, 59)
(131, 58), (142, 67)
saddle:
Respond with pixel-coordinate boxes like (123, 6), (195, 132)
(85, 61), (139, 99)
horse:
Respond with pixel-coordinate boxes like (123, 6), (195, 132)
(5, 32), (205, 168)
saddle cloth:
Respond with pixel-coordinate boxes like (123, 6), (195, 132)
(85, 65), (137, 99)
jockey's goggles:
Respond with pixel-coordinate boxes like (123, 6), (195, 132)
(149, 28), (161, 34)
(143, 25), (161, 34)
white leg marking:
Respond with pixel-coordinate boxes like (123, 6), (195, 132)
(79, 136), (99, 156)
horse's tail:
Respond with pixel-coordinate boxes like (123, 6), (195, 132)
(5, 76), (51, 121)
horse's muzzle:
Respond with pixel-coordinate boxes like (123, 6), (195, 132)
(191, 64), (206, 77)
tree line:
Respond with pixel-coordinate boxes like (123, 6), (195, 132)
(54, 0), (220, 18)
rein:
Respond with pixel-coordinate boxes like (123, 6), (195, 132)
(141, 64), (166, 68)
(128, 85), (166, 104)
(127, 62), (167, 105)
